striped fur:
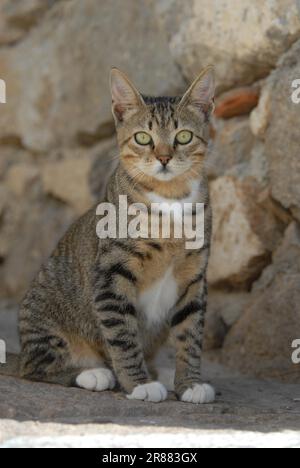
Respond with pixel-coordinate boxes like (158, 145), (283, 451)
(17, 67), (215, 402)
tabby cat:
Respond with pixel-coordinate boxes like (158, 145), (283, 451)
(17, 67), (215, 404)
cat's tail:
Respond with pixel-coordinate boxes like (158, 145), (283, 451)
(0, 353), (20, 377)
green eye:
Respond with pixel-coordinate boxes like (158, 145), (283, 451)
(134, 132), (152, 146)
(175, 130), (193, 145)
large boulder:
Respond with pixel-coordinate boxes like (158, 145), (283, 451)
(0, 194), (75, 300)
(41, 153), (95, 215)
(208, 176), (284, 287)
(258, 39), (300, 221)
(207, 117), (255, 180)
(222, 223), (300, 382)
(0, 0), (52, 46)
(156, 0), (300, 91)
(0, 0), (184, 152)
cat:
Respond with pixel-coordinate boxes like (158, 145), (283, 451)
(13, 66), (215, 404)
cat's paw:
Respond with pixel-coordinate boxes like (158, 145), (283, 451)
(180, 383), (215, 404)
(127, 381), (168, 403)
(76, 368), (115, 392)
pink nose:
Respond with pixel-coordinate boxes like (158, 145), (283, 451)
(156, 155), (172, 166)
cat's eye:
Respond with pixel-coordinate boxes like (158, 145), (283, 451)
(175, 130), (193, 145)
(134, 132), (152, 146)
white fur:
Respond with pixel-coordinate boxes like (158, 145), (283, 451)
(146, 180), (200, 221)
(127, 382), (168, 403)
(138, 266), (178, 329)
(181, 384), (215, 404)
(76, 368), (116, 392)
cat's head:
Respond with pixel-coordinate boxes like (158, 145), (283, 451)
(110, 67), (215, 183)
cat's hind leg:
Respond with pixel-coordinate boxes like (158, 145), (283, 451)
(19, 317), (115, 391)
(20, 333), (116, 391)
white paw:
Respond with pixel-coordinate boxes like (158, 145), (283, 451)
(76, 368), (115, 392)
(127, 381), (168, 403)
(181, 383), (215, 404)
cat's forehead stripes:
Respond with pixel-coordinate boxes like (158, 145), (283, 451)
(142, 95), (181, 129)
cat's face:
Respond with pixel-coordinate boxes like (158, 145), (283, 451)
(110, 67), (215, 183)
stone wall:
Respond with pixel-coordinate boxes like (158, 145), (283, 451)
(0, 0), (300, 382)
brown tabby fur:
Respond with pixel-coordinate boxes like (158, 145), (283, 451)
(2, 66), (215, 401)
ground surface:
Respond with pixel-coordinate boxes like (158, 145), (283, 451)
(0, 304), (300, 448)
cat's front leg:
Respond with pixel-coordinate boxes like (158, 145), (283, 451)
(93, 259), (167, 403)
(171, 277), (215, 404)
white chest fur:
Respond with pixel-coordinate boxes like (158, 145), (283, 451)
(146, 180), (200, 223)
(138, 266), (178, 329)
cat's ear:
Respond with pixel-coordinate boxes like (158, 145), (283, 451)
(110, 68), (145, 123)
(177, 66), (215, 118)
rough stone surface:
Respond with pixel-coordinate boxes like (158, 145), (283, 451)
(208, 176), (282, 287)
(263, 39), (300, 221)
(208, 290), (251, 329)
(0, 0), (54, 46)
(5, 163), (39, 198)
(0, 195), (75, 300)
(250, 83), (272, 137)
(214, 87), (259, 119)
(41, 154), (95, 215)
(0, 0), (184, 152)
(222, 223), (300, 382)
(1, 306), (300, 448)
(157, 0), (300, 91)
(207, 117), (255, 179)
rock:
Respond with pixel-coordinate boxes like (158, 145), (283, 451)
(89, 138), (118, 201)
(1, 327), (300, 445)
(208, 290), (251, 329)
(262, 39), (300, 221)
(0, 0), (52, 46)
(207, 117), (255, 179)
(208, 176), (283, 287)
(0, 185), (8, 217)
(156, 0), (300, 91)
(0, 196), (75, 300)
(215, 87), (259, 119)
(222, 222), (300, 382)
(0, 139), (116, 299)
(250, 84), (272, 137)
(0, 0), (184, 151)
(5, 163), (40, 197)
(203, 302), (227, 351)
(0, 302), (20, 354)
(254, 222), (300, 292)
(41, 153), (95, 214)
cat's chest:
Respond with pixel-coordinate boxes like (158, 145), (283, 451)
(137, 266), (178, 329)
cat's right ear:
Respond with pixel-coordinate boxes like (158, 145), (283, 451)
(110, 68), (145, 124)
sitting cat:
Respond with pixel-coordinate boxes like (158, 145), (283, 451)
(17, 66), (215, 404)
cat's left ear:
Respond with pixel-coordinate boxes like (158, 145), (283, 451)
(177, 66), (215, 118)
(110, 68), (145, 124)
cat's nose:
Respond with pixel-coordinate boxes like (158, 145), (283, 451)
(156, 155), (172, 167)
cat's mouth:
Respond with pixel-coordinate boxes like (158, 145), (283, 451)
(158, 166), (171, 175)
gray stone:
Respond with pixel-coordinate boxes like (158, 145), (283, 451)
(155, 0), (300, 92)
(0, 0), (184, 151)
(208, 176), (282, 287)
(1, 299), (300, 448)
(263, 40), (300, 220)
(0, 0), (54, 46)
(208, 290), (251, 329)
(207, 117), (255, 180)
(222, 223), (300, 382)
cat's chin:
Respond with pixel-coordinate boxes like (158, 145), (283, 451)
(152, 170), (177, 182)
